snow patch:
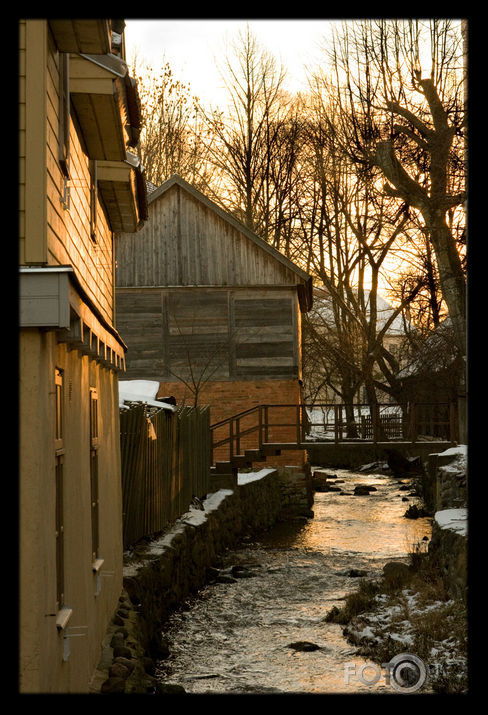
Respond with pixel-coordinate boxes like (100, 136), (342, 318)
(119, 379), (176, 411)
(238, 468), (276, 485)
(434, 508), (467, 536)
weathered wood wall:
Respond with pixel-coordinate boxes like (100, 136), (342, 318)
(115, 287), (299, 382)
(19, 20), (115, 325)
(115, 183), (303, 289)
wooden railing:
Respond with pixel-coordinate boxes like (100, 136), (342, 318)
(120, 403), (210, 549)
(210, 402), (458, 465)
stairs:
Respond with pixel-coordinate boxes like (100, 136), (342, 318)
(210, 445), (282, 476)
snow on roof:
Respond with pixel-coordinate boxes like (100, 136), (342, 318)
(396, 317), (455, 379)
(311, 286), (407, 336)
(118, 379), (176, 411)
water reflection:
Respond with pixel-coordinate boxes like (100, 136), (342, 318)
(156, 468), (432, 694)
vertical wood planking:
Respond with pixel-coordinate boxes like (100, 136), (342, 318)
(119, 401), (210, 549)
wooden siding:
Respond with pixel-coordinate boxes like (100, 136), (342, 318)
(19, 21), (26, 261)
(116, 287), (299, 382)
(115, 183), (302, 289)
(20, 20), (115, 327)
(233, 294), (295, 378)
(21, 20), (48, 264)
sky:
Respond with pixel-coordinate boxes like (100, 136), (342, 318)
(124, 19), (337, 107)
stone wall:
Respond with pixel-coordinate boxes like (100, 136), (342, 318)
(423, 445), (467, 514)
(429, 509), (467, 603)
(90, 467), (311, 693)
(423, 446), (468, 605)
(275, 464), (314, 518)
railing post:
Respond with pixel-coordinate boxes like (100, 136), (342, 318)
(334, 404), (339, 444)
(229, 419), (234, 460)
(259, 406), (263, 450)
(236, 417), (240, 456)
(372, 404), (380, 443)
(264, 405), (269, 444)
(410, 403), (417, 443)
(296, 404), (301, 447)
(449, 401), (457, 443)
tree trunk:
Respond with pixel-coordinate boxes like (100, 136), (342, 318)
(341, 381), (359, 438)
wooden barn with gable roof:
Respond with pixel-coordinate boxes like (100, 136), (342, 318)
(115, 174), (313, 467)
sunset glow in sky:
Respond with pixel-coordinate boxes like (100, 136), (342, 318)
(124, 19), (337, 107)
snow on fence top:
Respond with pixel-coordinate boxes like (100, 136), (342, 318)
(118, 379), (176, 411)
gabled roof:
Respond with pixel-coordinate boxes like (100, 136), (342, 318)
(148, 174), (313, 311)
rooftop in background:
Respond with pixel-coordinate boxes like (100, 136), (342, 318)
(311, 286), (408, 336)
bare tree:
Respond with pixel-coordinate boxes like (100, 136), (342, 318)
(131, 57), (217, 191)
(321, 19), (466, 359)
(294, 88), (420, 435)
(198, 24), (301, 243)
(166, 302), (230, 408)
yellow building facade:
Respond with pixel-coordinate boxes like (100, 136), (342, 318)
(19, 19), (146, 692)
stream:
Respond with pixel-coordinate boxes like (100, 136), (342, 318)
(155, 467), (432, 694)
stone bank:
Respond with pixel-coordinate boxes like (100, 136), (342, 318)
(90, 465), (312, 693)
(423, 445), (468, 604)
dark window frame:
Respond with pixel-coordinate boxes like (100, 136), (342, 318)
(58, 53), (70, 179)
(89, 387), (99, 562)
(54, 368), (65, 611)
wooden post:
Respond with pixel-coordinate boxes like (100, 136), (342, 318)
(372, 404), (380, 443)
(235, 417), (240, 456)
(410, 403), (417, 443)
(259, 406), (263, 450)
(449, 402), (457, 443)
(296, 404), (301, 447)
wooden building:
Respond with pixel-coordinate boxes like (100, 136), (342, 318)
(115, 174), (313, 466)
(19, 19), (146, 692)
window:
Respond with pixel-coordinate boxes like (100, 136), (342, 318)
(58, 53), (70, 178)
(54, 368), (65, 611)
(89, 387), (99, 562)
(89, 160), (98, 242)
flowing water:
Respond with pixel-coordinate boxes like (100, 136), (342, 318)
(156, 467), (432, 694)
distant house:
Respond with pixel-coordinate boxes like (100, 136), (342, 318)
(395, 318), (462, 441)
(396, 318), (462, 402)
(304, 286), (410, 404)
(115, 174), (313, 466)
(19, 19), (146, 692)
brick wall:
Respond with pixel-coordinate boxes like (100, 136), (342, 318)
(156, 378), (306, 467)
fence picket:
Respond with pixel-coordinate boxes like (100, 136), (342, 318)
(120, 402), (211, 549)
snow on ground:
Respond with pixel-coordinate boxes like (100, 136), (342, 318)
(434, 508), (468, 536)
(344, 589), (467, 691)
(118, 379), (176, 411)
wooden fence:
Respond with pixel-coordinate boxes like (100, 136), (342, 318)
(120, 403), (210, 549)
